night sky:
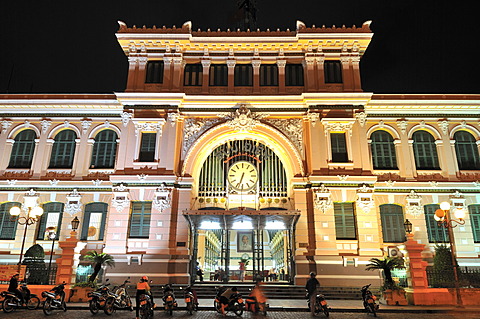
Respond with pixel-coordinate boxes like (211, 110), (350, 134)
(0, 1), (477, 94)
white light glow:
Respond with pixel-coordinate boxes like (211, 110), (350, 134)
(30, 206), (44, 217)
(265, 221), (286, 230)
(9, 206), (21, 216)
(232, 220), (253, 230)
(440, 201), (451, 211)
(454, 208), (465, 220)
(199, 221), (221, 230)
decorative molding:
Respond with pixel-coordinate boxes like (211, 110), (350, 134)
(40, 120), (52, 134)
(1, 120), (12, 133)
(438, 120), (449, 135)
(355, 112), (367, 127)
(121, 112), (133, 127)
(219, 104), (269, 132)
(183, 117), (221, 156)
(81, 119), (92, 135)
(92, 179), (103, 186)
(313, 184), (333, 213)
(428, 181), (439, 188)
(137, 173), (148, 181)
(356, 184), (374, 213)
(264, 118), (303, 154)
(337, 175), (349, 181)
(152, 183), (173, 212)
(133, 120), (166, 137)
(305, 112), (320, 127)
(397, 120), (408, 135)
(322, 120), (354, 137)
(112, 183), (130, 212)
(385, 180), (396, 188)
(49, 179), (59, 186)
(65, 189), (82, 216)
(167, 112), (183, 126)
(450, 191), (466, 216)
(405, 190), (423, 216)
(6, 180), (17, 185)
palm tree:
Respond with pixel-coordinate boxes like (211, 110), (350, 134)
(366, 257), (405, 289)
(83, 251), (115, 282)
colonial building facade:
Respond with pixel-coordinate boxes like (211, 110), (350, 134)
(0, 20), (479, 287)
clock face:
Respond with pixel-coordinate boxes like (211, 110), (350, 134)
(227, 161), (258, 191)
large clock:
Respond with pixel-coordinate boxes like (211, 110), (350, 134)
(227, 161), (258, 191)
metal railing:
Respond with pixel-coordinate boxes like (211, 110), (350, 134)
(427, 267), (480, 288)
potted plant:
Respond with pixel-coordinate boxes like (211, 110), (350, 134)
(366, 257), (407, 305)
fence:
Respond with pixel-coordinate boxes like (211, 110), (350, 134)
(25, 264), (58, 285)
(426, 267), (480, 288)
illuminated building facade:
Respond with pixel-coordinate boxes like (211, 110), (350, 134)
(0, 20), (479, 286)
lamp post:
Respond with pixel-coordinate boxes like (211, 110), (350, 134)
(9, 189), (44, 272)
(434, 201), (465, 306)
(46, 227), (57, 284)
(403, 219), (413, 235)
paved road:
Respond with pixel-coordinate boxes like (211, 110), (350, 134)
(3, 310), (479, 319)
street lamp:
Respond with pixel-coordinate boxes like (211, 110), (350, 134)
(434, 201), (464, 306)
(46, 227), (57, 284)
(9, 189), (44, 272)
(71, 216), (80, 232)
(403, 219), (413, 234)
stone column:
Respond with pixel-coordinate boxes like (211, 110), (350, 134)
(163, 57), (173, 91)
(171, 56), (184, 92)
(125, 56), (138, 92)
(201, 59), (211, 94)
(304, 57), (315, 92)
(277, 59), (286, 93)
(227, 59), (236, 94)
(316, 55), (326, 91)
(135, 56), (148, 92)
(252, 60), (261, 94)
(340, 56), (353, 91)
(55, 231), (79, 284)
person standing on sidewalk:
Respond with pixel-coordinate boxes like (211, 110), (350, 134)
(305, 272), (320, 316)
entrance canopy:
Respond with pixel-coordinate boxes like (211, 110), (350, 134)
(183, 209), (300, 230)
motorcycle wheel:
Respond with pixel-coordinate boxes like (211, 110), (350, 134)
(213, 300), (221, 313)
(43, 299), (53, 316)
(89, 300), (99, 314)
(62, 301), (67, 312)
(369, 303), (377, 317)
(187, 302), (193, 315)
(322, 305), (330, 317)
(2, 297), (15, 313)
(104, 298), (115, 315)
(140, 305), (150, 319)
(27, 296), (40, 310)
(169, 307), (173, 316)
(125, 295), (133, 311)
(233, 303), (244, 316)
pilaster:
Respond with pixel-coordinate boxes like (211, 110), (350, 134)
(227, 60), (236, 94)
(201, 59), (211, 94)
(277, 59), (286, 94)
(252, 60), (261, 94)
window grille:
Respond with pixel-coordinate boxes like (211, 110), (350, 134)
(424, 204), (448, 243)
(331, 133), (348, 162)
(234, 65), (253, 86)
(285, 64), (304, 86)
(324, 61), (343, 83)
(129, 201), (152, 238)
(209, 64), (228, 86)
(469, 205), (480, 243)
(8, 129), (36, 168)
(90, 130), (118, 169)
(37, 202), (64, 240)
(412, 131), (440, 170)
(139, 133), (156, 162)
(49, 130), (77, 168)
(260, 64), (278, 86)
(334, 202), (357, 240)
(371, 131), (397, 169)
(81, 202), (108, 240)
(380, 204), (405, 242)
(145, 61), (164, 83)
(454, 131), (480, 170)
(0, 202), (20, 240)
(184, 64), (203, 86)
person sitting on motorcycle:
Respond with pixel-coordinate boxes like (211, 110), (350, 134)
(219, 286), (238, 315)
(306, 272), (320, 316)
(135, 276), (154, 319)
(247, 281), (267, 312)
(185, 285), (198, 309)
(162, 284), (177, 307)
(8, 273), (25, 305)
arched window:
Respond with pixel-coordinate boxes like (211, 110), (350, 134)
(81, 202), (108, 240)
(90, 130), (118, 169)
(380, 204), (405, 242)
(8, 129), (36, 168)
(37, 202), (64, 240)
(49, 130), (77, 168)
(424, 204), (447, 243)
(412, 131), (440, 170)
(469, 205), (480, 243)
(454, 131), (480, 170)
(0, 202), (20, 240)
(370, 131), (397, 169)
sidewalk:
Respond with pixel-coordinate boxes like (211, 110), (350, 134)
(66, 298), (480, 313)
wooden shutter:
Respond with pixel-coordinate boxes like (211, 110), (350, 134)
(469, 205), (480, 243)
(334, 202), (357, 240)
(129, 202), (152, 238)
(9, 129), (36, 168)
(0, 202), (20, 240)
(380, 204), (405, 243)
(424, 204), (447, 243)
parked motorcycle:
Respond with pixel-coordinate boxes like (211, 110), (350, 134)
(361, 284), (379, 317)
(307, 292), (329, 317)
(87, 281), (111, 314)
(162, 289), (177, 316)
(139, 293), (154, 319)
(182, 287), (198, 315)
(214, 287), (244, 316)
(42, 282), (67, 315)
(103, 278), (133, 315)
(1, 283), (40, 313)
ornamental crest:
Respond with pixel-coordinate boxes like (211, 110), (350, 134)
(405, 190), (423, 216)
(313, 184), (333, 213)
(65, 189), (82, 216)
(182, 118), (220, 156)
(218, 104), (268, 132)
(153, 183), (173, 212)
(356, 184), (374, 214)
(264, 118), (303, 154)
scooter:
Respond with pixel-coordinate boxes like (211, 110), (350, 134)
(1, 283), (40, 313)
(139, 293), (154, 319)
(182, 287), (198, 315)
(103, 277), (133, 315)
(214, 288), (244, 317)
(163, 290), (177, 316)
(42, 282), (67, 315)
(361, 284), (379, 317)
(307, 292), (330, 317)
(87, 281), (112, 314)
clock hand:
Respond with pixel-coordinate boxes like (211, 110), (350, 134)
(238, 172), (245, 189)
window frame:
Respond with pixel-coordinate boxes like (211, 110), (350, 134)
(209, 64), (228, 86)
(81, 202), (108, 241)
(8, 129), (37, 169)
(412, 131), (440, 170)
(380, 204), (405, 243)
(184, 64), (203, 86)
(0, 202), (20, 240)
(324, 61), (343, 83)
(90, 129), (118, 169)
(334, 202), (357, 240)
(469, 205), (480, 243)
(145, 61), (164, 84)
(49, 130), (77, 169)
(330, 133), (349, 163)
(285, 64), (304, 86)
(424, 204), (448, 243)
(129, 201), (152, 239)
(454, 131), (480, 170)
(260, 64), (279, 86)
(370, 130), (398, 170)
(37, 202), (64, 240)
(138, 132), (156, 162)
(234, 64), (253, 86)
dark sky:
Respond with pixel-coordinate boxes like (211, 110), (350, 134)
(0, 1), (477, 94)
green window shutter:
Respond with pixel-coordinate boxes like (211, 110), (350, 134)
(49, 130), (77, 168)
(334, 202), (357, 240)
(129, 202), (152, 238)
(380, 204), (405, 243)
(82, 202), (108, 240)
(9, 129), (37, 168)
(90, 130), (118, 169)
(454, 131), (480, 170)
(412, 131), (440, 170)
(424, 204), (448, 243)
(0, 202), (20, 240)
(37, 202), (64, 240)
(139, 133), (156, 162)
(371, 131), (397, 169)
(469, 205), (480, 243)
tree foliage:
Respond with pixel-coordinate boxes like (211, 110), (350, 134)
(83, 251), (115, 282)
(366, 257), (405, 290)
